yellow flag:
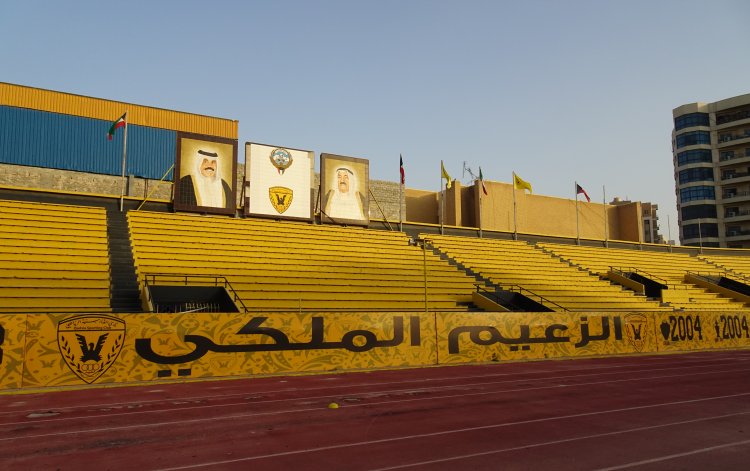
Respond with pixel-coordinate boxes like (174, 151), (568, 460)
(513, 172), (532, 193)
(441, 161), (452, 189)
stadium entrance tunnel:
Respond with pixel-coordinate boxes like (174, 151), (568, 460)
(146, 285), (240, 313)
(142, 274), (246, 313)
(472, 285), (555, 312)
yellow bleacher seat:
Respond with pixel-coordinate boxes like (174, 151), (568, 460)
(129, 211), (478, 312)
(422, 234), (669, 312)
(0, 199), (111, 313)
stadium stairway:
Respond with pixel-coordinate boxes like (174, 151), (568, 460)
(106, 210), (142, 312)
(421, 234), (669, 312)
(538, 242), (750, 312)
(424, 240), (551, 311)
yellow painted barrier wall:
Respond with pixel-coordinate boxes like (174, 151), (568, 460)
(13, 312), (433, 388)
(2, 311), (750, 391)
(437, 312), (655, 363)
(653, 312), (750, 352)
(0, 315), (26, 389)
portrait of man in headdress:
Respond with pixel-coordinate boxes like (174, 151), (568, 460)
(324, 166), (365, 220)
(320, 154), (369, 225)
(178, 149), (232, 208)
(174, 134), (237, 215)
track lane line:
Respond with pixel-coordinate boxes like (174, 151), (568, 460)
(1, 353), (743, 416)
(589, 438), (750, 471)
(151, 392), (750, 470)
(366, 410), (750, 470)
(1, 361), (745, 428)
(2, 369), (749, 443)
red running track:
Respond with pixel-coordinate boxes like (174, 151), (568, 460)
(2, 350), (750, 470)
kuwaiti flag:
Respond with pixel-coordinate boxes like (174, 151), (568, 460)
(479, 166), (488, 195)
(576, 183), (591, 202)
(400, 154), (405, 185)
(107, 113), (127, 140)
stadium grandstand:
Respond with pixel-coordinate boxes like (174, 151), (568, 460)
(4, 81), (750, 392)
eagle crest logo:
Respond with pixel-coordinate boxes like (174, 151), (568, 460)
(624, 313), (647, 353)
(269, 186), (293, 214)
(58, 315), (125, 384)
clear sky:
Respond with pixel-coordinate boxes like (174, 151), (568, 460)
(3, 0), (750, 242)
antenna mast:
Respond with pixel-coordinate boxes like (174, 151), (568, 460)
(462, 161), (477, 184)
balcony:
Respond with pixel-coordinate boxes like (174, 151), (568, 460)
(724, 209), (750, 222)
(725, 229), (750, 241)
(717, 133), (750, 148)
(721, 172), (750, 182)
(716, 111), (750, 128)
(722, 191), (750, 202)
(719, 153), (750, 166)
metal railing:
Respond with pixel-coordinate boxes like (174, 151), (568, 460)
(688, 270), (750, 286)
(475, 283), (567, 312)
(143, 273), (248, 313)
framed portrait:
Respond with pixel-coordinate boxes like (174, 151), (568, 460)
(320, 153), (369, 226)
(244, 142), (314, 221)
(174, 133), (238, 215)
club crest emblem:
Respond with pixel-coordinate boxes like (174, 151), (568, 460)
(624, 314), (647, 353)
(58, 315), (125, 384)
(269, 148), (293, 175)
(269, 186), (293, 214)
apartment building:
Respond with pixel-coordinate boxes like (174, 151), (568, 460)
(672, 93), (750, 248)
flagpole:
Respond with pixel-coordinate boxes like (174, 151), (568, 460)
(575, 182), (581, 245)
(478, 181), (483, 238)
(603, 185), (608, 247)
(119, 111), (128, 212)
(440, 161), (444, 235)
(512, 172), (518, 240)
(667, 214), (673, 253)
(399, 180), (403, 232)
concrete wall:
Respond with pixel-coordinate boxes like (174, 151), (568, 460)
(405, 188), (439, 224)
(0, 162), (405, 221)
(411, 180), (644, 242)
(0, 162), (643, 241)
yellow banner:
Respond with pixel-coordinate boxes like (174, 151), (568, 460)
(653, 312), (750, 352)
(9, 310), (750, 391)
(0, 315), (27, 389)
(20, 312), (435, 388)
(437, 312), (655, 364)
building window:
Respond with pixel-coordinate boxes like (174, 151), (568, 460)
(674, 113), (709, 131)
(675, 131), (711, 149)
(678, 167), (714, 184)
(683, 223), (718, 238)
(720, 151), (735, 161)
(677, 149), (712, 166)
(680, 186), (715, 202)
(681, 205), (717, 221)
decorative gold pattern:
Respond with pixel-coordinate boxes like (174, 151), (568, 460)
(4, 311), (750, 391)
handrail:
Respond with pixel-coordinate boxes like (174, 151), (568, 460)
(688, 270), (750, 286)
(503, 284), (569, 312)
(609, 266), (680, 288)
(368, 187), (393, 231)
(143, 273), (248, 313)
(136, 164), (175, 211)
(475, 283), (567, 312)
